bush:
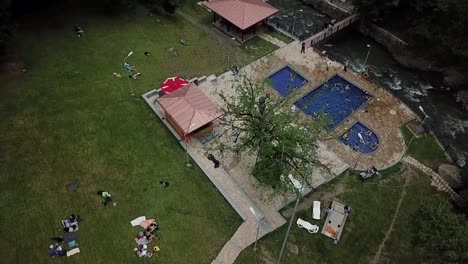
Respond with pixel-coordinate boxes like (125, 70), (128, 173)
(413, 194), (468, 263)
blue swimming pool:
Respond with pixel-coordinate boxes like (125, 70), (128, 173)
(268, 66), (309, 96)
(339, 122), (379, 154)
(294, 74), (372, 130)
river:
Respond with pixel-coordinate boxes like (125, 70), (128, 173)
(316, 29), (468, 166)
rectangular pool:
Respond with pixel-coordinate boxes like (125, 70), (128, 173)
(294, 74), (372, 130)
(267, 66), (309, 96)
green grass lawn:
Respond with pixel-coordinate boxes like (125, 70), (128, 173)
(235, 163), (434, 263)
(266, 28), (294, 44)
(236, 37), (278, 66)
(401, 126), (449, 168)
(0, 6), (244, 263)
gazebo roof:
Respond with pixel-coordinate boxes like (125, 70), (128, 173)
(204, 0), (279, 30)
(156, 83), (222, 135)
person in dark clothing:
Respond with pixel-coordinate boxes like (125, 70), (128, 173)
(207, 154), (220, 168)
(301, 42), (305, 53)
(74, 24), (84, 37)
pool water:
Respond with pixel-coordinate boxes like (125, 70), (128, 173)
(294, 74), (372, 130)
(268, 66), (309, 96)
(339, 122), (379, 154)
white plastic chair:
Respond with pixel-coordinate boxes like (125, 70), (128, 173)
(297, 218), (319, 233)
(313, 201), (321, 220)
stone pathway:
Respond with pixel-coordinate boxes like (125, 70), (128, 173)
(403, 156), (461, 203)
(258, 32), (288, 48)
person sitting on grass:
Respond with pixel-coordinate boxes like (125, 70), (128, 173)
(74, 24), (84, 37)
(231, 64), (239, 75)
(144, 228), (156, 240)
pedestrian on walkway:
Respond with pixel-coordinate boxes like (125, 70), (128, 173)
(344, 62), (348, 72)
(301, 42), (305, 53)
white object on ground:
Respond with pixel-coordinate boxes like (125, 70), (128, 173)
(297, 218), (319, 233)
(131, 216), (146, 226)
(66, 248), (80, 257)
(313, 200), (321, 220)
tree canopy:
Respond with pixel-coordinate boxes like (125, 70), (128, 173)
(216, 75), (327, 189)
(413, 193), (468, 263)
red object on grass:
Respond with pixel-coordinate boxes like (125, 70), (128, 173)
(161, 76), (189, 95)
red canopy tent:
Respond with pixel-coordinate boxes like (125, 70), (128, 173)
(156, 83), (223, 139)
(160, 76), (189, 95)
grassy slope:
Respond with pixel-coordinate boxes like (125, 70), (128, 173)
(401, 126), (448, 168)
(0, 8), (242, 264)
(235, 164), (434, 263)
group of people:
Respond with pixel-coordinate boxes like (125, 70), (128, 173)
(134, 219), (161, 258)
(124, 62), (141, 79)
(48, 214), (81, 258)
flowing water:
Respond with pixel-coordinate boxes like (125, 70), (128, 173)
(316, 29), (468, 165)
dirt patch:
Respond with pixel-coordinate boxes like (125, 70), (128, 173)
(259, 245), (276, 264)
(0, 55), (26, 80)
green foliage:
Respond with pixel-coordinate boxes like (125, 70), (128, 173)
(218, 75), (326, 189)
(0, 3), (13, 54)
(140, 0), (187, 14)
(413, 194), (468, 263)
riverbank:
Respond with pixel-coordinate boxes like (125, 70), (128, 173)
(359, 23), (467, 92)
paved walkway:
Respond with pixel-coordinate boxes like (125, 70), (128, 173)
(143, 38), (415, 263)
(258, 32), (288, 48)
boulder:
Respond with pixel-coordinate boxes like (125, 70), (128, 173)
(287, 242), (299, 255)
(438, 164), (463, 189)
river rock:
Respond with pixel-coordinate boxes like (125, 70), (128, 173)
(287, 242), (299, 255)
(438, 164), (463, 189)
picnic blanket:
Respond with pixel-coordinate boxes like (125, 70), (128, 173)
(139, 219), (156, 229)
(66, 248), (80, 257)
(135, 237), (152, 245)
(131, 216), (146, 227)
(63, 232), (79, 243)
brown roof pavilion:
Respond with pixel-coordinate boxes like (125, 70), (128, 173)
(156, 83), (222, 137)
(204, 0), (279, 30)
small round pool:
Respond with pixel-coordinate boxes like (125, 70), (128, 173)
(339, 122), (379, 154)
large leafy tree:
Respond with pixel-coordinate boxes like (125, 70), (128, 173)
(413, 194), (468, 263)
(216, 75), (327, 189)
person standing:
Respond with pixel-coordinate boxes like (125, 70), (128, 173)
(301, 42), (306, 53)
(97, 191), (112, 207)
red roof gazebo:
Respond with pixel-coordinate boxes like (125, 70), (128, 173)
(156, 83), (223, 139)
(204, 0), (279, 42)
